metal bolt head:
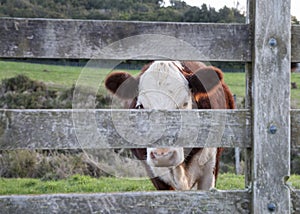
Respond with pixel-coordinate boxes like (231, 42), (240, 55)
(269, 125), (277, 134)
(267, 203), (276, 212)
(269, 38), (277, 47)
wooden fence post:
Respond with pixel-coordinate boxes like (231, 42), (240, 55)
(252, 0), (291, 213)
(244, 0), (254, 187)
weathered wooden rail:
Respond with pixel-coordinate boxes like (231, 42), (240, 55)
(0, 109), (300, 149)
(0, 191), (251, 213)
(0, 109), (251, 149)
(0, 0), (299, 213)
(0, 18), (250, 61)
(1, 17), (300, 61)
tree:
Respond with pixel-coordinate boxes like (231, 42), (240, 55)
(292, 16), (299, 24)
(182, 6), (201, 22)
(0, 0), (246, 23)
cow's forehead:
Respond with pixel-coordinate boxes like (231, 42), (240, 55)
(140, 61), (187, 86)
(137, 61), (191, 109)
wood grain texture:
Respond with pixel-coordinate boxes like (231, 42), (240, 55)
(0, 18), (250, 61)
(292, 25), (300, 62)
(244, 0), (254, 188)
(291, 110), (300, 149)
(0, 190), (251, 214)
(251, 0), (291, 213)
(0, 18), (299, 61)
(291, 190), (300, 213)
(0, 109), (251, 150)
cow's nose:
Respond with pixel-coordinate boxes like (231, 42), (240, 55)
(150, 151), (156, 159)
(150, 150), (171, 159)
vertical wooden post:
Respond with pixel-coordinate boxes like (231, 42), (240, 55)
(244, 0), (254, 187)
(252, 0), (291, 213)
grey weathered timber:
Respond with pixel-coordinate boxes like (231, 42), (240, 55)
(244, 61), (252, 185)
(0, 190), (251, 214)
(291, 110), (300, 149)
(292, 25), (300, 62)
(291, 190), (300, 213)
(244, 0), (254, 187)
(0, 109), (251, 150)
(0, 1), (297, 212)
(1, 18), (300, 61)
(0, 18), (250, 61)
(251, 0), (291, 213)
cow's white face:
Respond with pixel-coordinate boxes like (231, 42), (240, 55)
(137, 61), (192, 110)
(137, 61), (191, 167)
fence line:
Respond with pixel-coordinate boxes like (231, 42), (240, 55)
(1, 18), (299, 61)
(0, 109), (300, 150)
(0, 109), (250, 150)
(0, 18), (250, 61)
(0, 0), (298, 212)
(0, 191), (251, 213)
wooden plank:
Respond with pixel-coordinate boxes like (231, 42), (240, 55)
(291, 110), (300, 149)
(0, 109), (251, 150)
(244, 0), (254, 187)
(251, 0), (291, 213)
(244, 61), (252, 185)
(292, 25), (300, 62)
(291, 190), (300, 213)
(0, 190), (251, 214)
(0, 18), (250, 61)
(1, 18), (299, 61)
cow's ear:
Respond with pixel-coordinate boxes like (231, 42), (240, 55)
(187, 66), (223, 93)
(105, 71), (138, 99)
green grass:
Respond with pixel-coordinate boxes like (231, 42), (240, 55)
(223, 72), (300, 108)
(1, 173), (300, 195)
(1, 60), (300, 108)
(0, 173), (240, 195)
(223, 72), (245, 98)
(0, 61), (300, 194)
(289, 175), (300, 189)
(217, 173), (245, 190)
(223, 72), (245, 107)
(0, 175), (155, 195)
(0, 61), (82, 90)
(0, 60), (140, 93)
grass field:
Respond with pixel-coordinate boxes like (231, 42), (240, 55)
(1, 173), (300, 195)
(0, 61), (82, 90)
(2, 60), (300, 108)
(0, 174), (243, 195)
(0, 60), (300, 194)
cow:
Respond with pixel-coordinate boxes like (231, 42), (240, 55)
(105, 61), (235, 190)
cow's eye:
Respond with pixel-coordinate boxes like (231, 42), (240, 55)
(183, 102), (189, 108)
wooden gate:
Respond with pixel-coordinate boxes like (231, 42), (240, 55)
(0, 0), (300, 213)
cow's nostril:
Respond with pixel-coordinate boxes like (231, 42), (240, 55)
(150, 151), (156, 159)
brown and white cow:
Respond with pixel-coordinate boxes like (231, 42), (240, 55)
(105, 61), (235, 190)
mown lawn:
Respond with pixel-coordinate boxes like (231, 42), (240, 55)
(223, 71), (300, 109)
(0, 60), (140, 93)
(0, 60), (82, 90)
(0, 174), (243, 195)
(0, 60), (245, 91)
(0, 61), (300, 194)
(1, 60), (300, 108)
(1, 173), (300, 195)
(0, 175), (155, 195)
